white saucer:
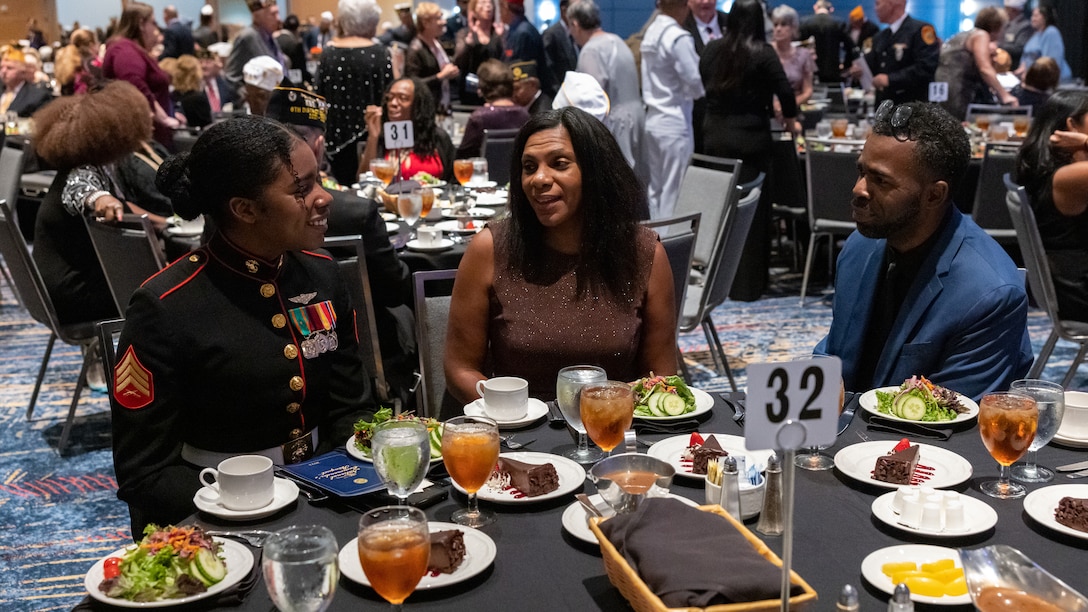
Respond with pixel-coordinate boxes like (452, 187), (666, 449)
(193, 477), (298, 520)
(406, 238), (455, 252)
(339, 522), (496, 590)
(385, 221), (400, 234)
(380, 212), (397, 222)
(434, 219), (483, 234)
(871, 491), (997, 537)
(561, 493), (699, 545)
(1052, 431), (1088, 448)
(464, 180), (497, 189)
(473, 192), (507, 206)
(462, 398), (548, 428)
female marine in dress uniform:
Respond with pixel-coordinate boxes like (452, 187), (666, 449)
(111, 116), (374, 535)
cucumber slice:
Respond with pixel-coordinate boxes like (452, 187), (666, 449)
(649, 392), (667, 416)
(429, 427), (443, 458)
(662, 393), (687, 416)
(895, 393), (927, 421)
(192, 548), (227, 585)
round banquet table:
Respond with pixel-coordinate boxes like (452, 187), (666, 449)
(108, 393), (1088, 610)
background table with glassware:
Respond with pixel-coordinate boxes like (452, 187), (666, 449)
(175, 393), (1088, 611)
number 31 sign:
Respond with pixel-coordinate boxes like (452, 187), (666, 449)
(384, 120), (414, 150)
(745, 357), (841, 451)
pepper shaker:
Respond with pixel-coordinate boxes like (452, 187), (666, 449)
(755, 453), (783, 535)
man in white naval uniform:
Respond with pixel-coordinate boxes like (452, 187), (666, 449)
(641, 0), (704, 219)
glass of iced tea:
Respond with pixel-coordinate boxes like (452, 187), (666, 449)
(978, 391), (1038, 499)
(357, 505), (430, 611)
(417, 186), (435, 219)
(975, 114), (992, 133)
(1013, 115), (1030, 138)
(369, 159), (396, 187)
(580, 381), (635, 454)
(442, 415), (500, 527)
(831, 118), (849, 138)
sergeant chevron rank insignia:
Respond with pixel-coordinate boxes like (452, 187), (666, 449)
(114, 346), (154, 409)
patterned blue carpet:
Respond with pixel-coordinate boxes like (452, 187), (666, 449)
(0, 271), (1084, 610)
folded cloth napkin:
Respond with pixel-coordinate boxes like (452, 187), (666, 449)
(598, 497), (804, 607)
(634, 419), (701, 435)
(867, 415), (952, 441)
(73, 549), (263, 610)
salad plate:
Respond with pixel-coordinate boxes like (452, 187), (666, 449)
(406, 238), (455, 252)
(859, 385), (979, 426)
(646, 434), (774, 481)
(193, 477), (299, 520)
(860, 544), (971, 605)
(1023, 484), (1088, 542)
(462, 397), (548, 428)
(433, 219), (483, 234)
(561, 493), (699, 545)
(834, 441), (973, 490)
(473, 192), (508, 206)
(871, 491), (997, 537)
(635, 388), (713, 422)
(385, 222), (400, 234)
(345, 434), (443, 464)
(85, 538), (254, 608)
(339, 522), (496, 590)
(453, 452), (585, 504)
(441, 207), (495, 219)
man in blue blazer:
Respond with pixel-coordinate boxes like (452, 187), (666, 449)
(815, 101), (1032, 401)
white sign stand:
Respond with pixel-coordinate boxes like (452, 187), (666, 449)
(746, 357), (842, 611)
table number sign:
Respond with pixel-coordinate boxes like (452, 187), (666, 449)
(929, 82), (949, 103)
(745, 357), (841, 451)
(384, 120), (414, 150)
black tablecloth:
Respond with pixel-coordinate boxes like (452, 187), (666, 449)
(153, 395), (1088, 611)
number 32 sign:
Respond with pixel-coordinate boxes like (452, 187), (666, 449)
(745, 357), (841, 451)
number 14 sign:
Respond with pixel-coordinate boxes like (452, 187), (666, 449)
(745, 357), (841, 451)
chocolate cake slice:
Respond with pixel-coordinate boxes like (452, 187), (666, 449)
(496, 457), (559, 497)
(427, 530), (466, 574)
(873, 443), (920, 484)
(691, 435), (729, 475)
(1055, 496), (1088, 533)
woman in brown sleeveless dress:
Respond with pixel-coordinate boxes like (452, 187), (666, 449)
(445, 107), (678, 405)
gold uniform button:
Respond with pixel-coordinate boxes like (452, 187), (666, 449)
(188, 254), (200, 263)
(289, 376), (304, 391)
(260, 283), (276, 298)
(286, 402), (300, 414)
(284, 344), (298, 359)
(289, 428), (303, 438)
(271, 314), (286, 329)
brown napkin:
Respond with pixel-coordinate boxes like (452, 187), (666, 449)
(598, 497), (804, 608)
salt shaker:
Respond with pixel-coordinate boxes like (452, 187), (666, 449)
(755, 453), (783, 535)
(887, 583), (913, 612)
(836, 584), (859, 612)
(719, 456), (741, 519)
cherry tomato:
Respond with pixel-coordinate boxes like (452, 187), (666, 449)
(103, 557), (122, 579)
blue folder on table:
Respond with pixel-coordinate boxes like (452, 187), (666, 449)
(279, 450), (386, 497)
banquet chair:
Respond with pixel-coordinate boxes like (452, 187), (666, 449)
(641, 212), (701, 323)
(83, 214), (166, 314)
(480, 128), (520, 187)
(971, 144), (1019, 244)
(413, 269), (459, 419)
(679, 175), (764, 389)
(324, 235), (391, 404)
(965, 103), (1032, 124)
(0, 145), (22, 229)
(96, 318), (126, 397)
(800, 138), (861, 305)
(0, 199), (104, 453)
(673, 155), (742, 270)
(1004, 175), (1088, 386)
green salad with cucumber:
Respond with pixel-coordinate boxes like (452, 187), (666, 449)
(353, 407), (443, 459)
(97, 524), (226, 602)
(633, 374), (697, 417)
(875, 376), (967, 422)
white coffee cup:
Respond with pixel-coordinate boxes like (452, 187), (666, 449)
(198, 455), (275, 511)
(475, 376), (529, 420)
(1062, 391), (1088, 439)
(417, 226), (443, 247)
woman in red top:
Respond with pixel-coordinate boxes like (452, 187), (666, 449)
(359, 76), (454, 182)
(102, 1), (180, 149)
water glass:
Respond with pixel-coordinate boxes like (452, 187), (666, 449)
(262, 525), (339, 612)
(357, 506), (430, 610)
(556, 365), (607, 464)
(441, 415), (500, 527)
(1010, 379), (1065, 483)
(815, 120), (832, 139)
(397, 192), (423, 232)
(978, 392), (1038, 499)
(470, 157), (489, 185)
(371, 420), (431, 503)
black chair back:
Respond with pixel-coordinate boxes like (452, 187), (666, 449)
(481, 128), (520, 187)
(641, 212), (701, 321)
(83, 214), (166, 314)
(413, 269), (458, 419)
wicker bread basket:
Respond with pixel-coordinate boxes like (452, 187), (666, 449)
(588, 504), (817, 612)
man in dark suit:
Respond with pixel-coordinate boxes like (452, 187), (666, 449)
(543, 0), (578, 85)
(799, 0), (857, 85)
(198, 49), (237, 113)
(0, 48), (52, 117)
(161, 6), (195, 59)
(501, 0), (554, 95)
(862, 0), (939, 105)
(682, 0), (726, 154)
(815, 102), (1032, 400)
(193, 5), (219, 49)
(511, 60), (552, 115)
(277, 14), (310, 85)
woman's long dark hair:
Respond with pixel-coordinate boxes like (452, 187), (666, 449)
(1015, 89), (1088, 199)
(704, 0), (766, 95)
(504, 107), (646, 301)
(382, 76), (441, 159)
